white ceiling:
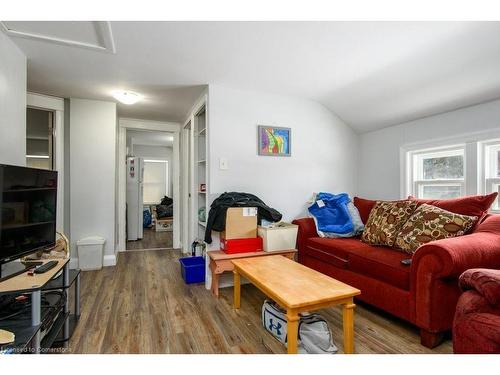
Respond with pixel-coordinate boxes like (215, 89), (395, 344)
(4, 21), (500, 132)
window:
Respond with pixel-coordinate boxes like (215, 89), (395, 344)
(143, 160), (169, 205)
(485, 142), (500, 211)
(409, 147), (465, 199)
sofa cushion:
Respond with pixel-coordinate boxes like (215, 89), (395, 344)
(395, 204), (477, 254)
(362, 200), (418, 247)
(408, 192), (498, 218)
(306, 237), (411, 290)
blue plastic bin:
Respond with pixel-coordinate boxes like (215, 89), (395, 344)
(179, 256), (206, 284)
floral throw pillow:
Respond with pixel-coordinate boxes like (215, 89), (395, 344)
(361, 200), (418, 247)
(394, 204), (477, 254)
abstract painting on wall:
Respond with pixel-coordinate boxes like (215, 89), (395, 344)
(258, 126), (291, 156)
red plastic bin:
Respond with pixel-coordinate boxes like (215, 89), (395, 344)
(221, 237), (263, 254)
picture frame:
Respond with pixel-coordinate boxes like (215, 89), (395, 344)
(257, 125), (291, 157)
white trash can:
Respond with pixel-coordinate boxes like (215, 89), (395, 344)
(77, 236), (106, 271)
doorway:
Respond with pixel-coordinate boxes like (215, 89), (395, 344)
(125, 129), (174, 250)
(117, 119), (181, 254)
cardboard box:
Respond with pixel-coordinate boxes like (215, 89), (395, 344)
(221, 207), (258, 239)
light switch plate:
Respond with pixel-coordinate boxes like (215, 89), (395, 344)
(219, 158), (228, 170)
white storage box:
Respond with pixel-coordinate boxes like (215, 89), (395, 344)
(76, 236), (105, 271)
(258, 222), (299, 252)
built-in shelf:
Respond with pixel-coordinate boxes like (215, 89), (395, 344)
(197, 160), (206, 164)
(198, 221), (206, 228)
(4, 187), (57, 193)
(198, 191), (206, 194)
(3, 221), (55, 230)
(27, 135), (49, 141)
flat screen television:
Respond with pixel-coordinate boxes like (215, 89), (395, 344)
(0, 164), (58, 264)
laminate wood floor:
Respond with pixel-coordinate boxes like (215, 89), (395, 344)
(68, 249), (453, 354)
(126, 228), (173, 250)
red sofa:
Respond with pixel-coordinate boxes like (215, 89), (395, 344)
(292, 195), (500, 348)
(453, 268), (500, 353)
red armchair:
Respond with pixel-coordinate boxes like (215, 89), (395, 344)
(293, 213), (500, 348)
(453, 268), (500, 353)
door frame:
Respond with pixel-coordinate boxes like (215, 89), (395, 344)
(180, 94), (208, 254)
(181, 119), (194, 254)
(117, 118), (181, 253)
(26, 92), (65, 234)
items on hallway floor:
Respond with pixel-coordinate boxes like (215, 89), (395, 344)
(143, 209), (152, 228)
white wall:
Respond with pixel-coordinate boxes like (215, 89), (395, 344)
(69, 99), (117, 264)
(208, 85), (359, 221)
(358, 98), (500, 200)
(133, 144), (173, 197)
(0, 32), (26, 166)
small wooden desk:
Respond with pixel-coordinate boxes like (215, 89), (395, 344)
(231, 255), (361, 354)
(208, 249), (297, 298)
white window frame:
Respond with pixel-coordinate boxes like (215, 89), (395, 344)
(407, 145), (466, 199)
(143, 159), (169, 205)
(483, 141), (500, 212)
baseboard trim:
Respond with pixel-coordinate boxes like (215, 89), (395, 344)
(69, 257), (79, 269)
(69, 254), (117, 269)
(103, 254), (117, 267)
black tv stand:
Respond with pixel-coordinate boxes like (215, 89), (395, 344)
(0, 259), (81, 353)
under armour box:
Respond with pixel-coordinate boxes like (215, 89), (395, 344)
(220, 236), (263, 254)
(221, 207), (258, 240)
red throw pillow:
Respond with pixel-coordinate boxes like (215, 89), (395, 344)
(407, 193), (498, 218)
(353, 197), (377, 224)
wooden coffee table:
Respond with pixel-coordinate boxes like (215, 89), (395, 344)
(231, 255), (361, 354)
(208, 249), (297, 297)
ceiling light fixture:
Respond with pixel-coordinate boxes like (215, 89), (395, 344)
(112, 90), (142, 105)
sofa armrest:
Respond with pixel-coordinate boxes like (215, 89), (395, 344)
(292, 218), (318, 262)
(411, 231), (500, 281)
(410, 215), (500, 331)
(459, 269), (500, 306)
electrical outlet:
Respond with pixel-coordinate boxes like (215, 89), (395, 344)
(219, 158), (228, 170)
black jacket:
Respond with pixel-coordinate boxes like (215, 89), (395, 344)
(204, 192), (282, 243)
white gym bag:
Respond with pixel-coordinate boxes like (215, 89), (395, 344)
(262, 300), (338, 354)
